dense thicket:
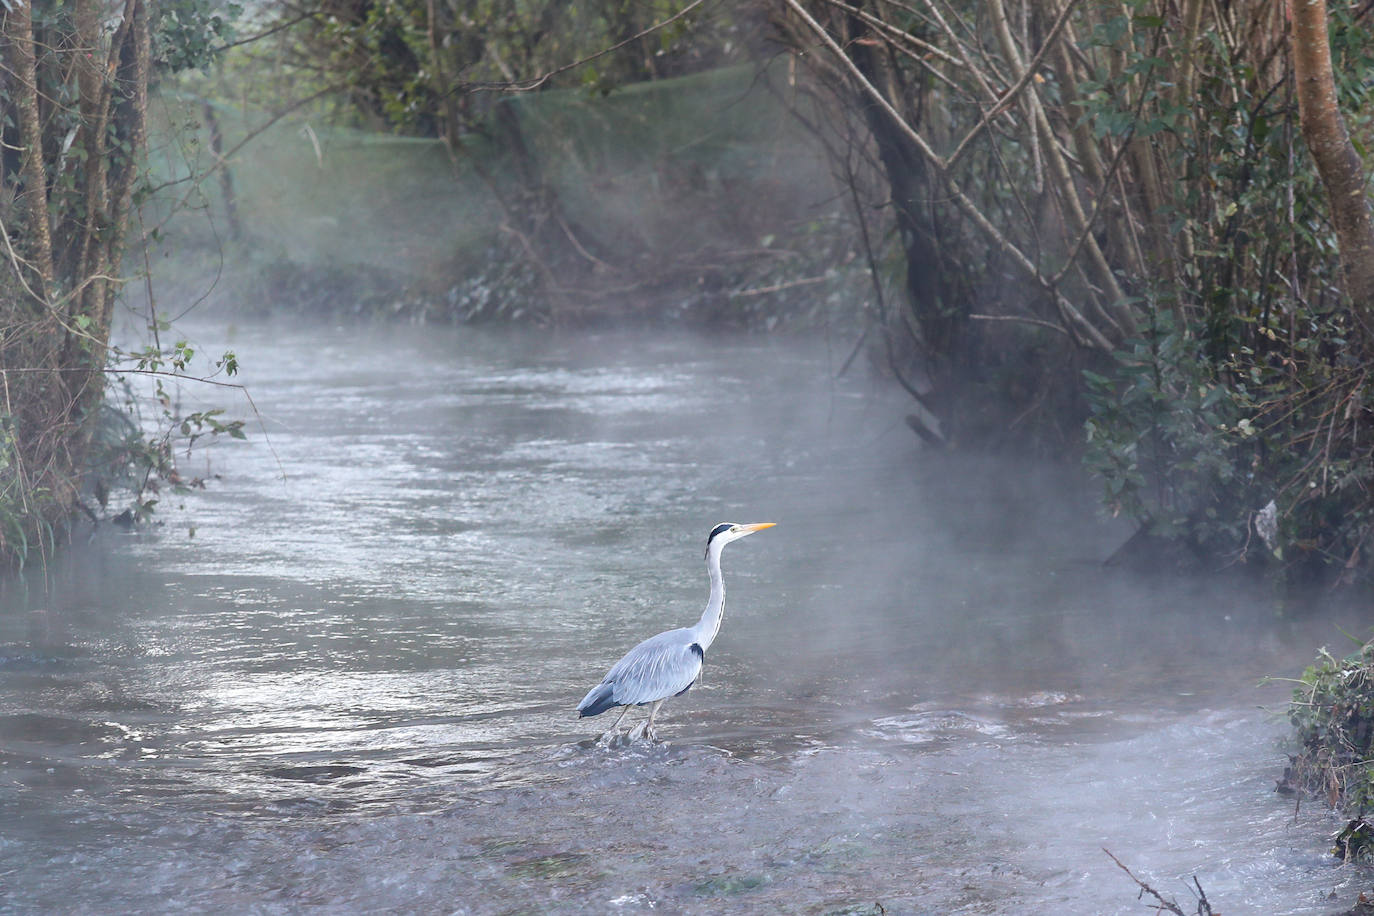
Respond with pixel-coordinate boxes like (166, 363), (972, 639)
(776, 0), (1374, 585)
(1284, 638), (1374, 827)
(0, 2), (236, 564)
(0, 1), (156, 561)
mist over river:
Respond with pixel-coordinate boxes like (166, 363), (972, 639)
(0, 320), (1366, 914)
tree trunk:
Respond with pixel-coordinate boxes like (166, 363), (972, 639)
(0, 0), (152, 563)
(1289, 0), (1374, 323)
(2, 2), (55, 303)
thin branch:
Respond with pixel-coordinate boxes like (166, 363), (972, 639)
(780, 0), (1114, 350)
(0, 365), (243, 387)
(945, 0), (1084, 169)
(463, 0), (710, 95)
(1103, 848), (1214, 916)
(1103, 849), (1186, 915)
(729, 275), (829, 298)
(968, 312), (1070, 335)
(142, 84), (344, 238)
(814, 0), (962, 68)
(214, 10), (320, 53)
(0, 213), (47, 307)
(781, 0), (948, 171)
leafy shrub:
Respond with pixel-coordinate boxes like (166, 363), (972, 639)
(1084, 307), (1252, 564)
(1285, 638), (1374, 822)
(1084, 296), (1374, 582)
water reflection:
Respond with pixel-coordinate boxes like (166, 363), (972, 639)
(0, 321), (1365, 913)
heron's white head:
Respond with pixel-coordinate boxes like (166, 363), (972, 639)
(705, 521), (775, 556)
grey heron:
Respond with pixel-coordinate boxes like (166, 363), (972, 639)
(577, 521), (776, 742)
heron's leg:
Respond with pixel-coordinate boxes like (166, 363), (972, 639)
(598, 705), (632, 744)
(629, 700), (664, 743)
(645, 699), (664, 741)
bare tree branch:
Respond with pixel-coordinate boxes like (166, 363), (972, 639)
(463, 0), (711, 95)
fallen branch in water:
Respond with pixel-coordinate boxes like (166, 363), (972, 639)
(1103, 848), (1214, 915)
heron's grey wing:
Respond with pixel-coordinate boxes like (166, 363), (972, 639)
(605, 629), (703, 707)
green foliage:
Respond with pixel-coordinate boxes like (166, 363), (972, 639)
(1085, 299), (1374, 578)
(1084, 307), (1252, 558)
(0, 329), (247, 565)
(0, 420), (56, 569)
(1063, 0), (1374, 583)
(1285, 637), (1374, 825)
(0, 0), (246, 567)
(802, 0), (1374, 562)
(153, 0), (243, 73)
(243, 0), (751, 136)
(1329, 6), (1374, 118)
(88, 337), (247, 527)
(1333, 817), (1374, 863)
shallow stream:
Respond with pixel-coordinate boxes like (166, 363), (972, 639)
(0, 321), (1366, 914)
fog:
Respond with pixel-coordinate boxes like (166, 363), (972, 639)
(1, 317), (1366, 913)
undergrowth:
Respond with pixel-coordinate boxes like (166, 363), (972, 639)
(1282, 635), (1374, 860)
(1084, 298), (1374, 586)
(0, 317), (246, 568)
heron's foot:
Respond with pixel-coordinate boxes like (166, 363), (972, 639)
(596, 729), (623, 747)
(627, 722), (659, 743)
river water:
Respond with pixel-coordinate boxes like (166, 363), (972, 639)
(0, 320), (1367, 914)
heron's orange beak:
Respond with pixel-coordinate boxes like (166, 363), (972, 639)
(741, 522), (776, 533)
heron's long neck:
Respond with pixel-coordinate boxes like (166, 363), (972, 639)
(692, 545), (726, 651)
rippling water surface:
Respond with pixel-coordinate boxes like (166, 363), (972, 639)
(0, 321), (1366, 913)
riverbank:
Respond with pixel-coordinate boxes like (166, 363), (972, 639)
(144, 64), (871, 331)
